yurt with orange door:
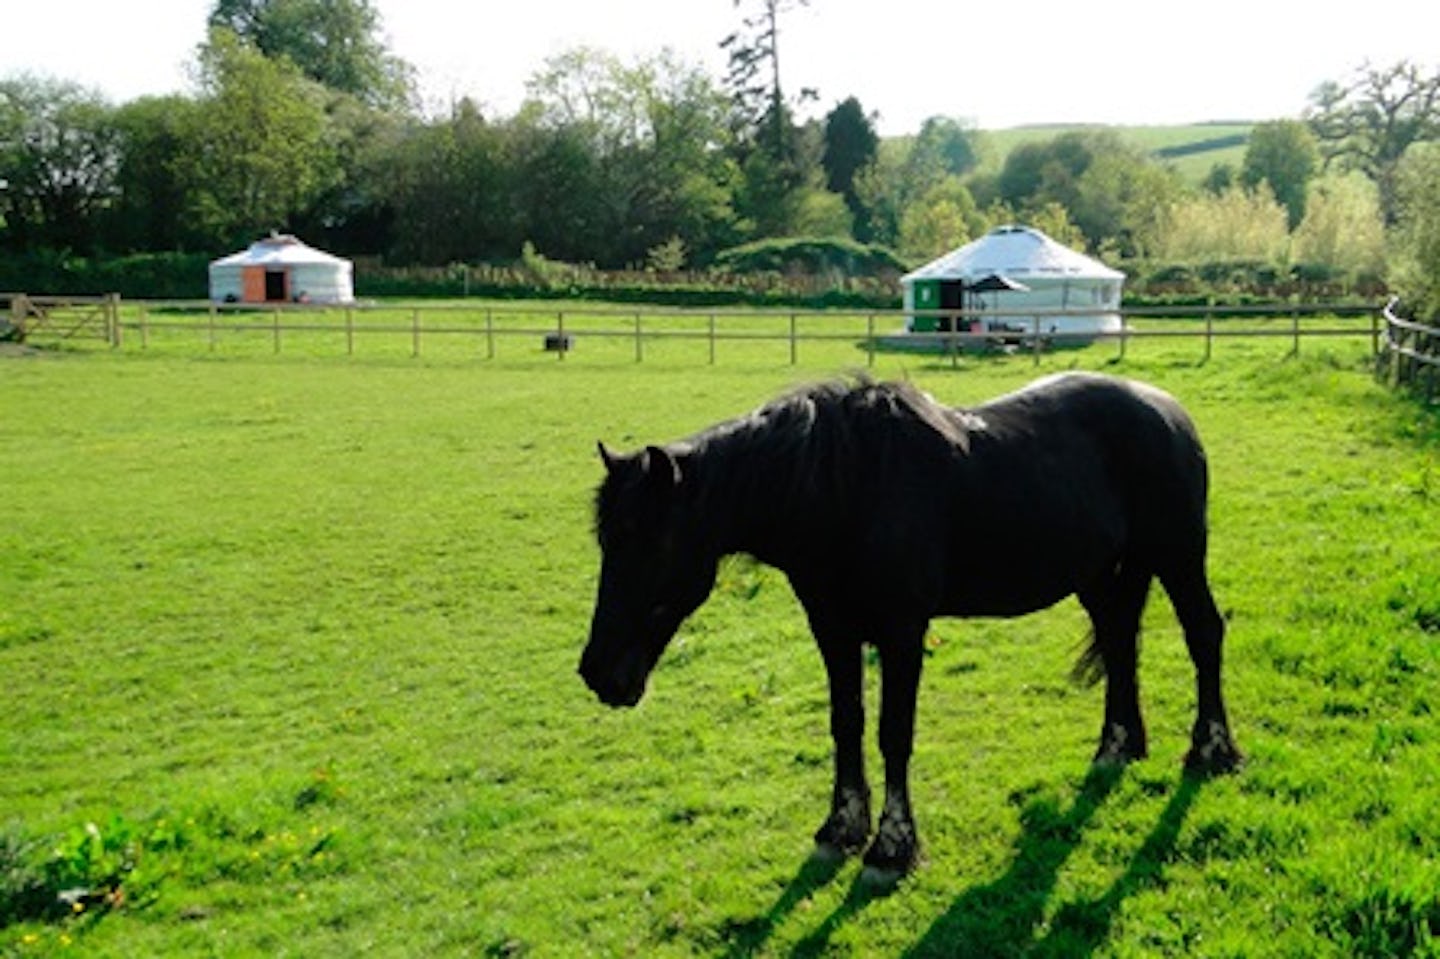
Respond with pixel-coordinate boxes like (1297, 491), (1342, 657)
(208, 233), (354, 304)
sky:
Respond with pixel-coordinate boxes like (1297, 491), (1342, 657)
(5, 0), (1439, 135)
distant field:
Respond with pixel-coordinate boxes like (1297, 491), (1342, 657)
(3, 329), (1437, 956)
(982, 122), (1254, 182)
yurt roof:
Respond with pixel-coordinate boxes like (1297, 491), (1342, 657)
(210, 233), (350, 269)
(902, 225), (1123, 283)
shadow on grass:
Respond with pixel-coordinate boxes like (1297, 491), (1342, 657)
(718, 851), (846, 959)
(717, 845), (909, 959)
(902, 767), (1206, 958)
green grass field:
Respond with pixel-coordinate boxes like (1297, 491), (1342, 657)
(2, 322), (1437, 956)
(981, 123), (1253, 183)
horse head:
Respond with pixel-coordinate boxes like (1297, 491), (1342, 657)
(579, 441), (718, 707)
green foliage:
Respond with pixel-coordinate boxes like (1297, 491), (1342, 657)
(1292, 174), (1386, 278)
(1389, 142), (1440, 318)
(712, 235), (908, 275)
(1308, 60), (1440, 225)
(1155, 184), (1290, 265)
(186, 28), (340, 248)
(1242, 120), (1319, 229)
(0, 75), (119, 255)
(208, 0), (414, 110)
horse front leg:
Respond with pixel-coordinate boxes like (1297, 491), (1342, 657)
(865, 630), (925, 877)
(814, 637), (870, 855)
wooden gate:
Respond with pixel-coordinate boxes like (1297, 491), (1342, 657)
(4, 293), (120, 345)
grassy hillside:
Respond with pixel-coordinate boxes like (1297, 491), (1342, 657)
(2, 328), (1437, 956)
(982, 122), (1253, 182)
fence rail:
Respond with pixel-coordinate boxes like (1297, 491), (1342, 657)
(2, 293), (1385, 367)
(1378, 297), (1440, 399)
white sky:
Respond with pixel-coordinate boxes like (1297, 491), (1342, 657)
(4, 0), (1438, 134)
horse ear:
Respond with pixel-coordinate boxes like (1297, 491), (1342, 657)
(642, 445), (682, 489)
(597, 441), (618, 473)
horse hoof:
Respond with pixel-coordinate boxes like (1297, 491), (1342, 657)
(1184, 721), (1242, 776)
(859, 864), (906, 888)
(1092, 723), (1147, 767)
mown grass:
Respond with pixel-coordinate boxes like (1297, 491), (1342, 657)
(1, 321), (1437, 957)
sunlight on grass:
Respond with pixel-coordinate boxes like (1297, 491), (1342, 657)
(1, 332), (1436, 956)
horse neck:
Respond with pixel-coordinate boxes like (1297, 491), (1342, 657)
(688, 419), (819, 566)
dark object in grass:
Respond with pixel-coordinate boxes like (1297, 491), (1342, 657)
(580, 372), (1241, 877)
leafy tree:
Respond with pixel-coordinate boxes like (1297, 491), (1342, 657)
(1202, 162), (1237, 195)
(906, 116), (980, 181)
(1307, 60), (1440, 225)
(896, 176), (982, 262)
(1290, 174), (1384, 278)
(1241, 120), (1319, 229)
(721, 0), (817, 239)
(208, 0), (414, 111)
(821, 97), (876, 231)
(522, 48), (739, 266)
(0, 76), (118, 254)
(1154, 184), (1289, 265)
(106, 95), (202, 251)
(1389, 142), (1440, 317)
(181, 28), (339, 248)
(371, 99), (517, 264)
(998, 129), (1180, 256)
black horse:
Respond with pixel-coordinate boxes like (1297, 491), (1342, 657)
(579, 373), (1240, 877)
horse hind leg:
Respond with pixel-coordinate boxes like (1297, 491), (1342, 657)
(1077, 562), (1153, 766)
(1159, 558), (1242, 774)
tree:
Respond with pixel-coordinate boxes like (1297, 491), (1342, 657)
(106, 95), (203, 251)
(182, 28), (339, 248)
(998, 130), (1180, 256)
(896, 176), (983, 262)
(821, 97), (876, 231)
(1153, 184), (1289, 265)
(1290, 174), (1384, 278)
(0, 75), (118, 254)
(521, 47), (739, 266)
(721, 0), (818, 239)
(1241, 120), (1319, 229)
(1307, 60), (1440, 225)
(208, 0), (414, 111)
(1389, 142), (1440, 318)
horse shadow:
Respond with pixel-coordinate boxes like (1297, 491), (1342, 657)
(718, 849), (897, 959)
(903, 767), (1205, 958)
(719, 767), (1204, 958)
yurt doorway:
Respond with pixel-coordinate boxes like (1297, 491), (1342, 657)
(264, 270), (288, 302)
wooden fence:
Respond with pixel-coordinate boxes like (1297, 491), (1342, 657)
(2, 293), (1384, 367)
(1378, 298), (1440, 400)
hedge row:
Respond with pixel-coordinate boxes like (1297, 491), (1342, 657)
(0, 248), (1385, 311)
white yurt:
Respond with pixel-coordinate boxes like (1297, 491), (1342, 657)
(209, 233), (354, 304)
(902, 225), (1124, 340)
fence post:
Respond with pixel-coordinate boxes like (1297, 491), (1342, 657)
(140, 304), (150, 350)
(1032, 316), (1042, 366)
(708, 313), (716, 365)
(1204, 308), (1213, 363)
(557, 311), (566, 361)
(1290, 298), (1300, 357)
(485, 308), (495, 360)
(346, 307), (355, 356)
(412, 308), (421, 358)
(867, 313), (876, 367)
(789, 312), (797, 365)
(634, 312), (642, 363)
(208, 303), (217, 352)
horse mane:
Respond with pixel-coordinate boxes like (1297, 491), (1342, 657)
(594, 376), (975, 548)
(680, 376), (972, 518)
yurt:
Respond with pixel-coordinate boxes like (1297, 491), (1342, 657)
(209, 233), (354, 304)
(902, 225), (1124, 340)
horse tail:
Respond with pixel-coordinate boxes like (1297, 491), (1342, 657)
(1071, 628), (1106, 687)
